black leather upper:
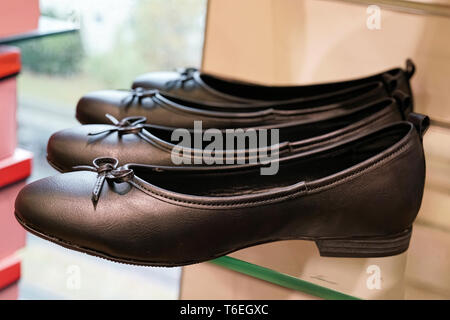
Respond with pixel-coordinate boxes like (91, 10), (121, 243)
(75, 81), (404, 129)
(16, 120), (426, 266)
(51, 98), (404, 172)
(132, 60), (415, 107)
(14, 59), (425, 266)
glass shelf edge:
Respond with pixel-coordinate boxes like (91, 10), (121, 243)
(210, 256), (361, 300)
(0, 16), (79, 45)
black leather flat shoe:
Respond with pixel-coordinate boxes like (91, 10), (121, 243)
(15, 114), (428, 266)
(50, 97), (406, 172)
(76, 82), (407, 128)
(132, 60), (415, 106)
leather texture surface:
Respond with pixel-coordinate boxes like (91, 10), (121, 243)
(15, 120), (427, 266)
(76, 81), (395, 127)
(132, 61), (415, 106)
(51, 98), (404, 172)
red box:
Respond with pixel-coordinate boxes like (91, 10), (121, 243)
(0, 149), (32, 260)
(0, 254), (20, 294)
(0, 148), (32, 189)
(0, 0), (40, 38)
(0, 282), (18, 300)
(0, 46), (21, 160)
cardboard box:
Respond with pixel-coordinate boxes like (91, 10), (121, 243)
(0, 282), (18, 300)
(0, 148), (32, 189)
(180, 241), (407, 300)
(203, 0), (450, 123)
(0, 254), (20, 293)
(0, 0), (40, 38)
(0, 149), (32, 259)
(0, 46), (20, 160)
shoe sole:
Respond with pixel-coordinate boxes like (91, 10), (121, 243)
(315, 229), (411, 257)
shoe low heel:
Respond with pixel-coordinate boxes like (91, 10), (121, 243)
(315, 228), (412, 258)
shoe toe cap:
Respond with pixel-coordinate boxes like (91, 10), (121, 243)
(15, 172), (95, 245)
(14, 171), (168, 263)
(47, 125), (121, 172)
(14, 172), (131, 257)
(76, 90), (126, 124)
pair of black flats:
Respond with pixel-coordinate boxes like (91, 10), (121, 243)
(15, 60), (429, 267)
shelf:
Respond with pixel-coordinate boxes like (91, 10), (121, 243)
(0, 16), (79, 45)
(334, 0), (450, 18)
(210, 256), (359, 300)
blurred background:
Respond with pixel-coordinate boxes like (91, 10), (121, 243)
(15, 0), (207, 299)
(5, 0), (449, 300)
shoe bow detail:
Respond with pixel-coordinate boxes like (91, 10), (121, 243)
(88, 114), (147, 136)
(165, 67), (197, 89)
(176, 67), (197, 77)
(72, 157), (134, 205)
(120, 87), (158, 108)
